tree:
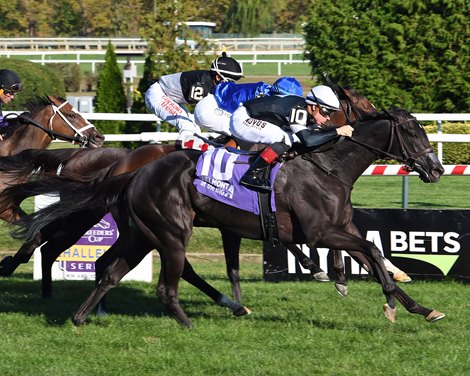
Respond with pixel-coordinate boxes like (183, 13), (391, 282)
(0, 58), (65, 110)
(0, 1), (28, 36)
(304, 0), (469, 112)
(52, 0), (84, 36)
(94, 42), (127, 135)
(223, 0), (278, 36)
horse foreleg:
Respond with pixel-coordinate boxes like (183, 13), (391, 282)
(320, 230), (396, 321)
(220, 229), (242, 302)
(347, 250), (445, 322)
(182, 257), (250, 316)
(285, 244), (329, 282)
(332, 250), (348, 297)
(38, 211), (103, 298)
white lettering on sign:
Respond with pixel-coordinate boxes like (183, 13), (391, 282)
(390, 231), (460, 253)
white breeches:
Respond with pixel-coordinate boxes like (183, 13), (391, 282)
(193, 94), (232, 136)
(145, 82), (201, 136)
(229, 106), (297, 146)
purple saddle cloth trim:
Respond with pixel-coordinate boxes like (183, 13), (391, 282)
(194, 148), (280, 215)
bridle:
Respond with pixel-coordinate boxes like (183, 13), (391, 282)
(6, 100), (96, 147)
(347, 111), (433, 172)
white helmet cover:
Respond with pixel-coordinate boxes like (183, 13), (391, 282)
(305, 85), (340, 111)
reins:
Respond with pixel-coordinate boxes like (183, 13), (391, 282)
(4, 100), (95, 147)
(301, 153), (354, 189)
(347, 112), (433, 171)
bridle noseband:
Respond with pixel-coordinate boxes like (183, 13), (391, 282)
(12, 100), (96, 147)
(347, 113), (433, 172)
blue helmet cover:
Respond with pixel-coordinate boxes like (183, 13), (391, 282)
(271, 76), (303, 96)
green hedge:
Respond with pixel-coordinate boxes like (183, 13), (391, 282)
(424, 123), (470, 164)
(0, 58), (66, 110)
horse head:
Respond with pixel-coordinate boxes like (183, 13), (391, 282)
(326, 86), (377, 128)
(43, 95), (105, 148)
(381, 108), (444, 183)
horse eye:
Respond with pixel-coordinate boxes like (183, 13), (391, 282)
(68, 113), (76, 119)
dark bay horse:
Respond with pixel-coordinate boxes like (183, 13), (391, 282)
(0, 95), (104, 224)
(0, 87), (377, 302)
(13, 108), (445, 327)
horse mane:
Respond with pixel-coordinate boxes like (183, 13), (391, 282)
(0, 96), (58, 140)
(24, 96), (56, 115)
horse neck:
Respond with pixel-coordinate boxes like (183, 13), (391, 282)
(0, 123), (51, 157)
(307, 117), (392, 186)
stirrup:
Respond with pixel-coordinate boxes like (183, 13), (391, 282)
(240, 176), (272, 192)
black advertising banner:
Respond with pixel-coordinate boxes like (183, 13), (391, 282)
(263, 209), (470, 283)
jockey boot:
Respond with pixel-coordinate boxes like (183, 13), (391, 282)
(240, 146), (279, 192)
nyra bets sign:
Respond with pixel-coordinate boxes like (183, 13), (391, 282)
(263, 208), (470, 282)
(33, 195), (152, 282)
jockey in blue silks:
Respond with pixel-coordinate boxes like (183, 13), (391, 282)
(193, 76), (303, 137)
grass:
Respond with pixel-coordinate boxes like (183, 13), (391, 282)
(6, 53), (312, 79)
(0, 259), (469, 375)
(0, 175), (469, 374)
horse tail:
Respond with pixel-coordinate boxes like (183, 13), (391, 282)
(0, 149), (79, 180)
(11, 171), (138, 242)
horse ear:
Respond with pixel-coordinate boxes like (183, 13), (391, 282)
(46, 94), (59, 106)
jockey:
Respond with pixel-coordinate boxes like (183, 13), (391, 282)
(144, 52), (243, 147)
(0, 69), (23, 140)
(0, 69), (23, 117)
(230, 85), (354, 192)
(194, 76), (303, 136)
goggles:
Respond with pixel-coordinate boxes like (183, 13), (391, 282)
(318, 106), (334, 117)
(1, 82), (23, 95)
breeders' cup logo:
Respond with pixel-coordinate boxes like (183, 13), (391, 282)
(83, 218), (115, 243)
(75, 214), (119, 246)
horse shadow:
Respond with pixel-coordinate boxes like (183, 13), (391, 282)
(0, 275), (250, 326)
(0, 277), (168, 326)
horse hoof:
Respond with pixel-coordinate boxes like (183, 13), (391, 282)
(383, 303), (397, 323)
(393, 271), (412, 283)
(72, 317), (85, 327)
(233, 305), (251, 317)
(313, 272), (330, 282)
(426, 310), (445, 322)
(335, 283), (348, 297)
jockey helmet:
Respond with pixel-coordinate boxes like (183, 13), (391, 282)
(0, 69), (23, 94)
(270, 77), (303, 96)
(210, 52), (243, 82)
(305, 85), (340, 113)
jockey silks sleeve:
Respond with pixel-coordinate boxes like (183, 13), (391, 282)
(213, 81), (271, 113)
(158, 70), (216, 105)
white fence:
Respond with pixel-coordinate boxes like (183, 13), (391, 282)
(0, 50), (307, 75)
(0, 37), (304, 52)
(4, 111), (469, 163)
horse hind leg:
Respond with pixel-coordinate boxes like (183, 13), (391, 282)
(156, 250), (192, 328)
(182, 258), (251, 317)
(220, 229), (243, 302)
(332, 249), (348, 297)
(73, 256), (132, 326)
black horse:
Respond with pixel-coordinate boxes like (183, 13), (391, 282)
(0, 87), (387, 301)
(13, 108), (445, 327)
